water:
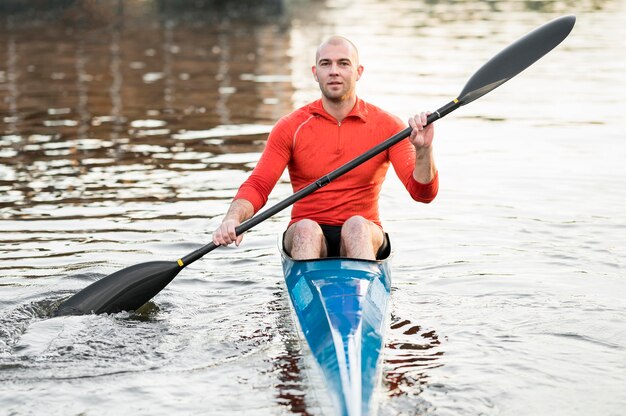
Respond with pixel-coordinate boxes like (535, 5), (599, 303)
(1, 0), (625, 415)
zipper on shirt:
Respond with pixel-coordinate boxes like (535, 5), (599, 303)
(336, 120), (344, 154)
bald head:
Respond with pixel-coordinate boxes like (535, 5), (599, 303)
(312, 35), (363, 105)
(315, 36), (360, 65)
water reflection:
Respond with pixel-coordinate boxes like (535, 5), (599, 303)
(0, 0), (295, 220)
(385, 316), (443, 398)
(267, 290), (313, 416)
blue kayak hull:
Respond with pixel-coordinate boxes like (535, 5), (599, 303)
(281, 252), (392, 416)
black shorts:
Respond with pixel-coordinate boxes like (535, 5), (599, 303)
(283, 224), (391, 260)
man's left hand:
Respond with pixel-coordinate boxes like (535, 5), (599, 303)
(408, 112), (434, 149)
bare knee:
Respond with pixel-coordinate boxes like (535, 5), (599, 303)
(340, 216), (382, 260)
(341, 216), (370, 236)
(285, 219), (327, 259)
(290, 219), (323, 238)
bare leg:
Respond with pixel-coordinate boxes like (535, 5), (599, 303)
(284, 219), (328, 260)
(340, 215), (384, 260)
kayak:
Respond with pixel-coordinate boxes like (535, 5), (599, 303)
(280, 245), (392, 416)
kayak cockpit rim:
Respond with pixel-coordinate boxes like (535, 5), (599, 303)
(276, 232), (393, 263)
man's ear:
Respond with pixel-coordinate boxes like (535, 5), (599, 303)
(311, 65), (319, 82)
(356, 65), (364, 81)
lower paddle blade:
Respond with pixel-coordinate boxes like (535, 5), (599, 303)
(458, 15), (576, 105)
(54, 261), (182, 316)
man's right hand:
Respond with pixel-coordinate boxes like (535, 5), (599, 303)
(212, 219), (243, 247)
(211, 199), (254, 247)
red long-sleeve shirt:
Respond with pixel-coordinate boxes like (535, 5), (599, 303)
(234, 98), (438, 227)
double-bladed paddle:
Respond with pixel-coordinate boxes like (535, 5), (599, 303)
(54, 15), (576, 316)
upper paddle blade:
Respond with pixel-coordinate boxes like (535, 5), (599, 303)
(54, 261), (182, 316)
(457, 15), (576, 105)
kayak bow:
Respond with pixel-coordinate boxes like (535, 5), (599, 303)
(281, 250), (392, 416)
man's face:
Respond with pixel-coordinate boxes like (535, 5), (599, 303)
(312, 41), (363, 103)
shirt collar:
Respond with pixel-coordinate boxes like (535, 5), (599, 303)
(309, 97), (368, 122)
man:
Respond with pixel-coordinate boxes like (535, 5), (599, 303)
(212, 36), (438, 260)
